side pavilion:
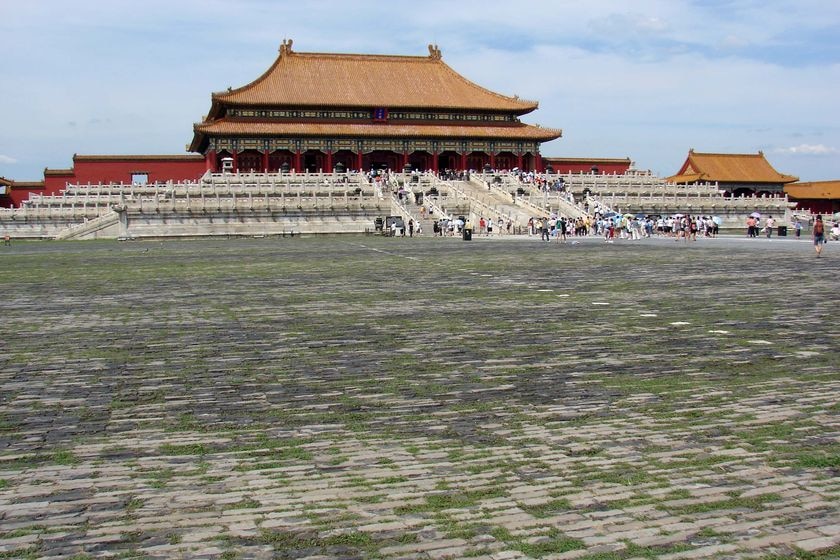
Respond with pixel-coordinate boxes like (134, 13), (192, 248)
(784, 180), (840, 215)
(189, 40), (562, 174)
(668, 150), (798, 197)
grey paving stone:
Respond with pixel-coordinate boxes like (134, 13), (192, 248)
(0, 237), (837, 558)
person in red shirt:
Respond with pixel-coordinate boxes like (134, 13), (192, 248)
(813, 215), (825, 257)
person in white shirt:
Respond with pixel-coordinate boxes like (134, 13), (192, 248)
(765, 215), (776, 238)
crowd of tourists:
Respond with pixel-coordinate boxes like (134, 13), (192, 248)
(520, 213), (722, 242)
(514, 170), (568, 192)
(431, 215), (515, 236)
(423, 213), (728, 241)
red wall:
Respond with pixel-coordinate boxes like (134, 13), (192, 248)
(6, 184), (47, 207)
(44, 174), (74, 197)
(789, 199), (837, 215)
(6, 156), (207, 207)
(544, 159), (632, 175)
(71, 158), (206, 185)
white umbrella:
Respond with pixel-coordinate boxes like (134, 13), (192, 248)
(750, 211), (761, 219)
(712, 216), (723, 225)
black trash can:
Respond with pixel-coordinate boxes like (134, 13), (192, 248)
(778, 226), (787, 237)
(463, 228), (473, 241)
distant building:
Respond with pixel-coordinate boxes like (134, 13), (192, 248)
(43, 155), (206, 191)
(668, 150), (797, 197)
(784, 181), (840, 215)
(4, 155), (206, 208)
(1, 177), (46, 208)
(0, 177), (13, 207)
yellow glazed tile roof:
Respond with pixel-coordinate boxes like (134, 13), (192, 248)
(670, 150), (798, 184)
(784, 180), (840, 200)
(213, 41), (538, 112)
(667, 172), (704, 184)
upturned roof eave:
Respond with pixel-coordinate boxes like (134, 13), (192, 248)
(189, 127), (206, 153)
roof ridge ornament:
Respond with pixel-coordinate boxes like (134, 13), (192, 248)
(428, 44), (442, 60)
(280, 38), (294, 56)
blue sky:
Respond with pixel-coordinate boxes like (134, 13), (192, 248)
(1, 0), (838, 181)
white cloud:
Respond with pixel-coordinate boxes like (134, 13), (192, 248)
(0, 155), (18, 164)
(589, 12), (670, 37)
(774, 144), (840, 156)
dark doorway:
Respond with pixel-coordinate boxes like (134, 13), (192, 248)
(364, 151), (399, 171)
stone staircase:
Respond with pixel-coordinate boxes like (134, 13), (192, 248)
(450, 178), (533, 226)
(53, 210), (122, 240)
(476, 175), (588, 220)
(414, 215), (437, 236)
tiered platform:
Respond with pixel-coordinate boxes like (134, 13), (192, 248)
(0, 172), (392, 239)
(0, 171), (802, 239)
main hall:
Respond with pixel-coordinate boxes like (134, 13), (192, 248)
(190, 40), (562, 174)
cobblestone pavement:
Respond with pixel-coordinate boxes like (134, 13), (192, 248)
(0, 235), (837, 559)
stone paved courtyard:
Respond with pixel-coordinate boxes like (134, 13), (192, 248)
(0, 235), (838, 559)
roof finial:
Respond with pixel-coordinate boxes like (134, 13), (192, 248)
(428, 43), (442, 60)
(280, 38), (294, 56)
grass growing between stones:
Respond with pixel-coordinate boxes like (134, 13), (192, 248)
(0, 237), (837, 559)
(490, 526), (585, 558)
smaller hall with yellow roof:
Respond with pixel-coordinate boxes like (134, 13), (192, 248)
(668, 150), (798, 197)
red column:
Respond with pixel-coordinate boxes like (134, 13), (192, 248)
(326, 151), (333, 172)
(262, 150), (269, 173)
(516, 152), (523, 171)
(432, 151), (439, 173)
(402, 151), (409, 169)
(535, 153), (543, 173)
(205, 150), (216, 172)
(294, 150), (302, 172)
(232, 150), (239, 173)
(356, 151), (363, 171)
(460, 152), (467, 170)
